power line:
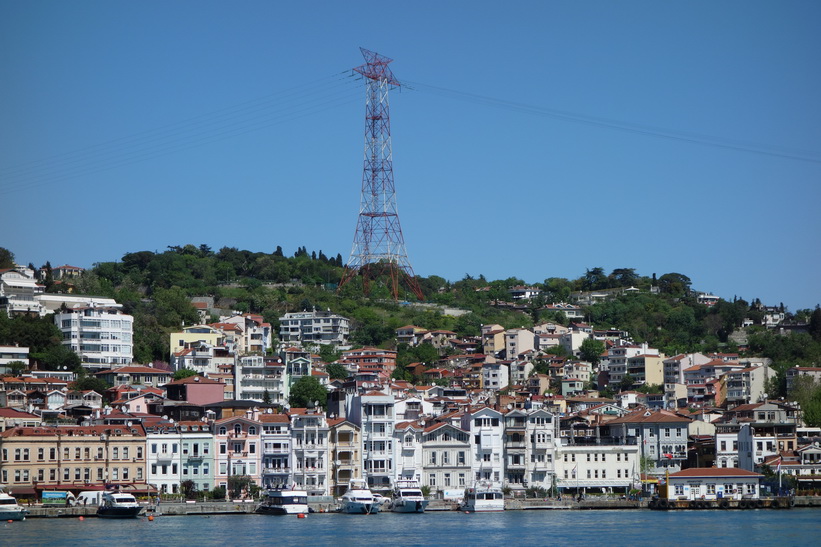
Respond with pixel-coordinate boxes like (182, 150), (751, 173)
(402, 80), (821, 165)
(0, 73), (362, 195)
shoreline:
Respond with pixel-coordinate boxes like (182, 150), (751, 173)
(17, 496), (821, 518)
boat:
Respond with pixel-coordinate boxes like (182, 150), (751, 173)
(96, 491), (143, 518)
(340, 479), (380, 514)
(389, 479), (428, 513)
(0, 486), (29, 521)
(459, 482), (505, 512)
(256, 488), (310, 515)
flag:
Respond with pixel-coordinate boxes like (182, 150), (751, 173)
(776, 458), (782, 473)
(572, 465), (577, 476)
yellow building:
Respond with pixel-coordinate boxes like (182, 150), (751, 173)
(169, 325), (225, 356)
(328, 418), (362, 497)
(0, 424), (149, 495)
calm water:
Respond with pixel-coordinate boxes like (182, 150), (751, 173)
(4, 509), (820, 546)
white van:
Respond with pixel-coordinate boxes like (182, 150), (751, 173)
(76, 491), (105, 506)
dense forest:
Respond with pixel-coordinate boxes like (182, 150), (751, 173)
(2, 245), (821, 405)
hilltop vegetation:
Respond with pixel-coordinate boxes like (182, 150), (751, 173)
(3, 245), (820, 401)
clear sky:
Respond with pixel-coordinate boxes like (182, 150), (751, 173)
(1, 1), (819, 312)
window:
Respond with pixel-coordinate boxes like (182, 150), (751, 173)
(219, 427), (227, 435)
(249, 426), (257, 435)
(38, 448), (44, 461)
(430, 452), (437, 464)
(707, 484), (716, 495)
(458, 451), (466, 465)
(444, 473), (451, 486)
(675, 485), (684, 496)
(113, 447), (119, 459)
(137, 447), (143, 459)
(429, 475), (436, 486)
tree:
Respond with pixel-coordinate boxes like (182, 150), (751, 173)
(325, 362), (349, 380)
(809, 306), (821, 342)
(5, 360), (27, 376)
(0, 247), (15, 269)
(657, 273), (692, 297)
(173, 368), (200, 380)
(579, 338), (605, 366)
(71, 376), (111, 394)
(288, 376), (328, 410)
(34, 344), (81, 371)
(180, 479), (197, 499)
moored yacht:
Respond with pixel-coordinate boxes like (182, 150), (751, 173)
(256, 488), (310, 515)
(389, 479), (428, 513)
(96, 491), (143, 518)
(0, 487), (28, 521)
(459, 482), (505, 512)
(340, 479), (380, 514)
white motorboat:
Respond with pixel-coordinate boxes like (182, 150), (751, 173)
(96, 491), (143, 518)
(256, 488), (310, 515)
(0, 487), (28, 521)
(340, 479), (380, 514)
(459, 482), (505, 512)
(389, 479), (428, 513)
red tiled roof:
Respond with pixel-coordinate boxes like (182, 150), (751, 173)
(669, 468), (762, 478)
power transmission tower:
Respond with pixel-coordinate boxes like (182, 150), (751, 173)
(338, 48), (424, 300)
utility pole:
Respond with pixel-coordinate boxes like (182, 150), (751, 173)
(338, 48), (424, 301)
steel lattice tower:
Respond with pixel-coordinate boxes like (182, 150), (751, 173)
(339, 48), (424, 300)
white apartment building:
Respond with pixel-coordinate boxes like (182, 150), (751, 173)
(290, 408), (330, 495)
(482, 361), (509, 391)
(55, 305), (133, 369)
(147, 426), (184, 494)
(394, 421), (425, 484)
(463, 407), (504, 485)
(235, 356), (288, 405)
(556, 444), (639, 493)
(260, 413), (292, 489)
(0, 269), (43, 316)
(349, 391), (396, 492)
(278, 309), (351, 349)
(421, 422), (472, 497)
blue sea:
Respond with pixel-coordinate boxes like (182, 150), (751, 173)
(5, 509), (820, 546)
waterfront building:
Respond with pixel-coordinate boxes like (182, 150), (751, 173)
(607, 409), (691, 477)
(421, 422), (472, 497)
(556, 443), (639, 494)
(0, 424), (148, 491)
(664, 468), (762, 501)
(290, 407), (330, 495)
(214, 410), (263, 494)
(146, 423), (183, 495)
(348, 390), (396, 492)
(394, 421), (424, 485)
(329, 418), (362, 496)
(55, 305), (134, 370)
(259, 413), (291, 489)
(463, 406), (504, 484)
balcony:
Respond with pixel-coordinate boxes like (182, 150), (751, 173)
(156, 453), (173, 462)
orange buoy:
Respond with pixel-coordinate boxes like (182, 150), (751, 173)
(297, 513), (306, 519)
(79, 516), (85, 521)
(148, 515), (154, 521)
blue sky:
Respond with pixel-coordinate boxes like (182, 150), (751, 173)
(2, 1), (819, 312)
